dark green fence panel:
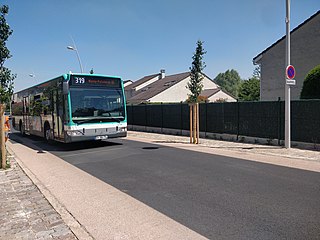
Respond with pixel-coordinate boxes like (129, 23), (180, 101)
(292, 100), (320, 143)
(131, 105), (146, 126)
(239, 101), (280, 139)
(222, 103), (238, 135)
(146, 104), (162, 128)
(206, 103), (225, 134)
(162, 104), (182, 129)
(127, 100), (320, 144)
(181, 104), (190, 131)
(127, 105), (133, 125)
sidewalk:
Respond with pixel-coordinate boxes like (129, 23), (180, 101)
(0, 156), (76, 240)
(1, 131), (320, 240)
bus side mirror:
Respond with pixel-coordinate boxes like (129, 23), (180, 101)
(63, 81), (69, 95)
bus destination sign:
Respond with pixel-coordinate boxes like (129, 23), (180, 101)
(71, 76), (121, 88)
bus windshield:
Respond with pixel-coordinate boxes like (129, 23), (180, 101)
(70, 88), (125, 123)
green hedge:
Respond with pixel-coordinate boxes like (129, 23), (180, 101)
(300, 65), (320, 99)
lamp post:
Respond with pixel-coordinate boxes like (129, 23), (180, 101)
(29, 74), (38, 83)
(285, 0), (291, 149)
(67, 45), (84, 73)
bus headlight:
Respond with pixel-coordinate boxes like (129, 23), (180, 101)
(66, 130), (84, 136)
(119, 127), (127, 132)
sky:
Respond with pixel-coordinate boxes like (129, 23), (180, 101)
(2, 0), (320, 92)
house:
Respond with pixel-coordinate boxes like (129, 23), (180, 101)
(253, 11), (320, 101)
(125, 70), (236, 104)
(123, 80), (133, 87)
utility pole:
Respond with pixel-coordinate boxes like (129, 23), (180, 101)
(285, 0), (291, 149)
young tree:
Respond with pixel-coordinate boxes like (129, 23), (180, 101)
(0, 5), (15, 169)
(214, 69), (241, 97)
(187, 40), (206, 103)
(186, 40), (206, 144)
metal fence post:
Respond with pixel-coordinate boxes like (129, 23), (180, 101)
(278, 98), (281, 146)
(237, 101), (240, 141)
(131, 104), (134, 129)
(180, 102), (183, 136)
(145, 104), (147, 131)
(205, 102), (208, 138)
(161, 102), (163, 134)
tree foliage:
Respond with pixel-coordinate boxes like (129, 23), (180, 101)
(238, 77), (260, 101)
(300, 65), (320, 99)
(0, 5), (15, 104)
(214, 69), (241, 97)
(252, 65), (261, 80)
(187, 40), (206, 103)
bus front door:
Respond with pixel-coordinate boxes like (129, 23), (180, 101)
(53, 90), (64, 140)
(22, 96), (30, 134)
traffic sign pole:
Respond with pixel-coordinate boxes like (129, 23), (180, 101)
(285, 0), (291, 149)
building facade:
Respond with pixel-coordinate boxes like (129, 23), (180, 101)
(253, 11), (320, 101)
(125, 70), (236, 104)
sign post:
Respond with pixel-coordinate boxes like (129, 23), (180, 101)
(285, 0), (291, 149)
(286, 65), (296, 85)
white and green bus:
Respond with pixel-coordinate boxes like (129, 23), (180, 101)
(11, 73), (127, 143)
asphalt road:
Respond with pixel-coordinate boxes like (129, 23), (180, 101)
(10, 133), (320, 240)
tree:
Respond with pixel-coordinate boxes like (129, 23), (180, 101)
(238, 77), (260, 101)
(300, 65), (320, 99)
(253, 65), (261, 80)
(0, 5), (15, 169)
(187, 40), (206, 144)
(238, 66), (261, 101)
(214, 69), (241, 97)
(186, 40), (206, 103)
(0, 5), (15, 104)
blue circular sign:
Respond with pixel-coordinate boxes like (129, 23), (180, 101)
(286, 65), (295, 79)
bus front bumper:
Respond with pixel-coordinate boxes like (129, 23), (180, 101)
(64, 130), (127, 143)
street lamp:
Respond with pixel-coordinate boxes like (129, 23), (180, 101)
(29, 74), (37, 83)
(67, 45), (84, 73)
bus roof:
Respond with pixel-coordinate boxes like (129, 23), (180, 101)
(14, 73), (122, 94)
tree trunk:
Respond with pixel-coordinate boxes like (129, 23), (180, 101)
(189, 104), (193, 143)
(196, 103), (200, 144)
(0, 104), (6, 169)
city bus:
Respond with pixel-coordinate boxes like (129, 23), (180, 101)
(11, 73), (127, 143)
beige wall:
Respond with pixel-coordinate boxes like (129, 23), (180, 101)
(208, 90), (236, 102)
(149, 76), (235, 103)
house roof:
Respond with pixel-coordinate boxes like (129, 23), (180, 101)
(127, 72), (191, 103)
(125, 73), (160, 91)
(253, 10), (320, 63)
(201, 88), (220, 97)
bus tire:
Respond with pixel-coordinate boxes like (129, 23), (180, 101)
(44, 123), (51, 142)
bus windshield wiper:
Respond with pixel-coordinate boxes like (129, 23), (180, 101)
(73, 117), (123, 124)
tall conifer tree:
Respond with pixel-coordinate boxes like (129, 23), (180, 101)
(187, 40), (206, 103)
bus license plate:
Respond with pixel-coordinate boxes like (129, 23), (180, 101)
(95, 135), (108, 140)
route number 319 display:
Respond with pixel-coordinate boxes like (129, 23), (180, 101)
(74, 77), (85, 84)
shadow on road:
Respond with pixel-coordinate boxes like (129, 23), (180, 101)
(8, 132), (122, 153)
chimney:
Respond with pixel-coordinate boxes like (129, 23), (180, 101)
(160, 69), (165, 79)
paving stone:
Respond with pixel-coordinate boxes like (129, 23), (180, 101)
(0, 157), (77, 240)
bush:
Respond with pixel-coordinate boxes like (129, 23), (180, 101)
(300, 65), (320, 99)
